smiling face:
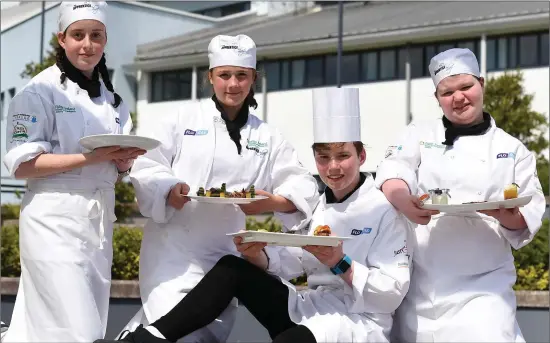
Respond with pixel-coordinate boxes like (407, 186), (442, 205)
(313, 142), (366, 201)
(435, 74), (485, 126)
(57, 19), (107, 77)
(209, 66), (256, 108)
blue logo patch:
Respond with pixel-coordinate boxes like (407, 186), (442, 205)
(351, 227), (372, 236)
(497, 152), (516, 159)
(184, 129), (208, 136)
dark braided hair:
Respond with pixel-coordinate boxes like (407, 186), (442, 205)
(245, 88), (258, 110)
(97, 54), (122, 108)
(55, 45), (68, 85)
(55, 45), (122, 108)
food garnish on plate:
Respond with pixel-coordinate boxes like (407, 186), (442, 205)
(504, 183), (519, 200)
(313, 225), (331, 236)
(196, 183), (256, 198)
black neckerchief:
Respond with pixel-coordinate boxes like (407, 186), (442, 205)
(56, 54), (101, 98)
(212, 95), (250, 154)
(325, 173), (367, 204)
(442, 112), (492, 146)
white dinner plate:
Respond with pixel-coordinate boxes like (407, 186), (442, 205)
(79, 134), (161, 151)
(421, 195), (532, 213)
(227, 231), (351, 247)
(187, 195), (268, 205)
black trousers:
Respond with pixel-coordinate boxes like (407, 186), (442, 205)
(152, 255), (317, 343)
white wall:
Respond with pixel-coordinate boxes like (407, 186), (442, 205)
(136, 66), (549, 176)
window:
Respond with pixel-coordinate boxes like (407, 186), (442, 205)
(508, 36), (518, 68)
(424, 44), (437, 76)
(398, 46), (424, 79)
(379, 50), (396, 80)
(290, 60), (305, 88)
(280, 61), (290, 90)
(497, 37), (508, 69)
(325, 55), (337, 86)
(437, 43), (455, 53)
(305, 57), (323, 87)
(488, 31), (547, 71)
(265, 61), (280, 91)
(196, 2), (251, 17)
(360, 51), (377, 81)
(486, 38), (497, 71)
(342, 54), (360, 84)
(541, 32), (549, 66)
(519, 34), (538, 67)
(190, 32), (547, 94)
(150, 70), (192, 102)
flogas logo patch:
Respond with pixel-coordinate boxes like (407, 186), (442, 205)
(351, 228), (372, 236)
(496, 152), (516, 159)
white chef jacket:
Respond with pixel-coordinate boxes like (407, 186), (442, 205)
(265, 174), (412, 342)
(123, 99), (319, 342)
(2, 65), (132, 342)
(375, 116), (545, 342)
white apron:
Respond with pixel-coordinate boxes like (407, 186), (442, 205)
(2, 65), (132, 342)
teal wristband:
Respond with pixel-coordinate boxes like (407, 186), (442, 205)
(330, 254), (352, 275)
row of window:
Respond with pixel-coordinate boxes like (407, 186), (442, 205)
(149, 30), (549, 103)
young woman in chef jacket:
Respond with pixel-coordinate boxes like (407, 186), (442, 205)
(2, 2), (145, 342)
(95, 88), (411, 343)
(123, 34), (319, 342)
(375, 48), (546, 342)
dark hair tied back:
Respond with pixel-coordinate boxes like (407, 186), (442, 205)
(55, 46), (122, 108)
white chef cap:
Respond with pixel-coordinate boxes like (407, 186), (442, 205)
(312, 87), (361, 143)
(58, 1), (108, 33)
(429, 48), (480, 88)
(208, 34), (256, 70)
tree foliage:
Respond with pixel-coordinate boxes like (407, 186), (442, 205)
(484, 71), (549, 195)
(20, 33), (59, 79)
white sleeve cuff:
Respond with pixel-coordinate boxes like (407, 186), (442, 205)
(499, 206), (540, 250)
(150, 177), (182, 224)
(374, 160), (419, 194)
(343, 261), (370, 314)
(3, 142), (52, 177)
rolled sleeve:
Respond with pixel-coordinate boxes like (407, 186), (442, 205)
(375, 123), (422, 195)
(268, 136), (319, 232)
(130, 114), (184, 224)
(3, 90), (54, 177)
(499, 151), (546, 249)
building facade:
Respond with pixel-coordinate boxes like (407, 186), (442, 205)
(129, 1), (549, 175)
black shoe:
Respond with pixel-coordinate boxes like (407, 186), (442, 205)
(94, 325), (169, 343)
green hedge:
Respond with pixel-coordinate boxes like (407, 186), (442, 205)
(1, 217), (548, 290)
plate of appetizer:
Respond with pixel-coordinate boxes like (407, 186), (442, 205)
(420, 184), (532, 213)
(227, 225), (351, 247)
(79, 134), (160, 151)
(188, 184), (268, 204)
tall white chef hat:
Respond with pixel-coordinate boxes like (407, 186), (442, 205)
(429, 48), (480, 88)
(208, 34), (256, 70)
(312, 87), (361, 143)
(58, 1), (108, 33)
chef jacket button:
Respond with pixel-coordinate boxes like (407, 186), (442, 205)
(481, 159), (486, 162)
(478, 191), (482, 195)
(450, 156), (455, 159)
